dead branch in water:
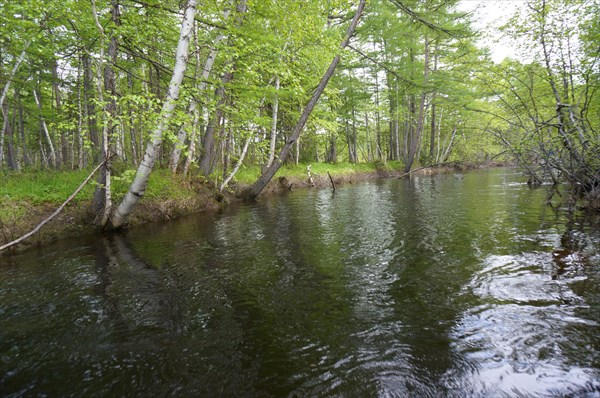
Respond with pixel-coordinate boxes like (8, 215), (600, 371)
(327, 171), (336, 192)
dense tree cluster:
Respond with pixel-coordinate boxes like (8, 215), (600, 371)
(0, 0), (598, 222)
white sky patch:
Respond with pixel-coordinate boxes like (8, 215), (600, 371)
(458, 0), (527, 63)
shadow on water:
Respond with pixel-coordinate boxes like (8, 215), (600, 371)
(1, 168), (599, 397)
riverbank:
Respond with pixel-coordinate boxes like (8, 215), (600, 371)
(0, 161), (504, 254)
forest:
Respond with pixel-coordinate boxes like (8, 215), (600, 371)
(0, 0), (599, 229)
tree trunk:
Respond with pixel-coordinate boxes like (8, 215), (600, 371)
(33, 88), (57, 168)
(241, 0), (367, 200)
(442, 125), (457, 162)
(198, 0), (248, 176)
(52, 61), (68, 167)
(199, 78), (229, 175)
(374, 72), (383, 160)
(111, 0), (197, 228)
(327, 135), (337, 163)
(405, 37), (430, 173)
(387, 75), (398, 161)
(0, 41), (30, 167)
(429, 44), (438, 162)
(82, 54), (99, 162)
(220, 135), (251, 192)
(170, 4), (232, 174)
(265, 75), (280, 168)
(182, 108), (200, 176)
(90, 0), (120, 226)
(3, 102), (16, 170)
(17, 92), (29, 166)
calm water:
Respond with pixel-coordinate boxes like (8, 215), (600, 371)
(1, 168), (599, 397)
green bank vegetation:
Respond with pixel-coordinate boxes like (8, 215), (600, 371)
(0, 161), (398, 221)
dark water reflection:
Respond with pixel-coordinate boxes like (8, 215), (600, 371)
(1, 168), (599, 397)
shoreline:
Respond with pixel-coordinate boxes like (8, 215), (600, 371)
(0, 161), (506, 256)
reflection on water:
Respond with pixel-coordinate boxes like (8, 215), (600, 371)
(1, 168), (599, 397)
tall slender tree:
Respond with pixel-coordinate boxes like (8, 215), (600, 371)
(111, 0), (198, 228)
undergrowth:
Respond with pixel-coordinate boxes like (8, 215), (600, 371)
(0, 161), (404, 220)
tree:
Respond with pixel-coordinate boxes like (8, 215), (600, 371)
(110, 0), (198, 228)
(484, 0), (599, 206)
(241, 0), (367, 200)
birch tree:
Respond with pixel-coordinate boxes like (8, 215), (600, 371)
(0, 42), (30, 167)
(111, 0), (197, 228)
(169, 3), (234, 174)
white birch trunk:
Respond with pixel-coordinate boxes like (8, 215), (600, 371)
(182, 108), (200, 176)
(33, 89), (57, 168)
(219, 135), (251, 192)
(265, 75), (280, 168)
(170, 5), (232, 173)
(111, 0), (197, 228)
(0, 41), (30, 166)
(442, 126), (457, 162)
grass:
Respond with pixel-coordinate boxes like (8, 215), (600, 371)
(232, 160), (403, 184)
(0, 168), (97, 205)
(0, 160), (404, 219)
(0, 166), (200, 222)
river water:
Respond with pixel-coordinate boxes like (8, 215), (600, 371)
(1, 168), (599, 397)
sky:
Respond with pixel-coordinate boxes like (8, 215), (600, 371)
(457, 0), (527, 63)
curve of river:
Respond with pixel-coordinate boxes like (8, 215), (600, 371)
(1, 168), (599, 397)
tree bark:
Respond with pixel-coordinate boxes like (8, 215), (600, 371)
(265, 75), (280, 168)
(17, 91), (30, 166)
(199, 77), (229, 175)
(82, 54), (99, 162)
(240, 0), (367, 200)
(198, 0), (248, 176)
(405, 37), (430, 173)
(90, 0), (120, 226)
(52, 60), (68, 166)
(0, 41), (30, 167)
(429, 44), (438, 162)
(374, 71), (383, 160)
(111, 0), (197, 228)
(33, 88), (57, 168)
(170, 4), (232, 174)
(220, 135), (251, 192)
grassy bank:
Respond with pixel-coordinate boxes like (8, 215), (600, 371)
(0, 161), (405, 252)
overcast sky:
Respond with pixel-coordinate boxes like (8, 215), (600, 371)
(458, 0), (526, 63)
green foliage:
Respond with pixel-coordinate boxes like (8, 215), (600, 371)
(0, 168), (96, 205)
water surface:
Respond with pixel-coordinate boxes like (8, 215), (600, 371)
(1, 168), (599, 397)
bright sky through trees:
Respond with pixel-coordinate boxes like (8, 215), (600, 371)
(458, 0), (526, 63)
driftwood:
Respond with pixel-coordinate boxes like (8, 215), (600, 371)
(0, 162), (104, 253)
(327, 171), (336, 192)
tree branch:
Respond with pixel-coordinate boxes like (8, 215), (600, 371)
(0, 162), (105, 253)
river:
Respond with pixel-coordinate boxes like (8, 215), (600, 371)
(1, 168), (599, 397)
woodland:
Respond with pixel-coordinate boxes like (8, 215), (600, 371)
(0, 0), (598, 229)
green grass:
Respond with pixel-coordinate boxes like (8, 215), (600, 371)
(0, 160), (403, 216)
(0, 167), (197, 208)
(232, 160), (403, 184)
(0, 168), (97, 205)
